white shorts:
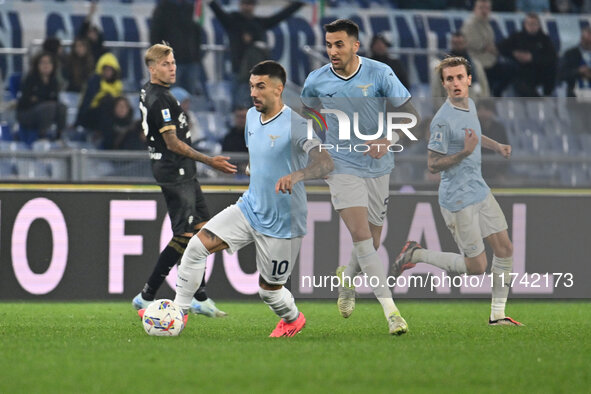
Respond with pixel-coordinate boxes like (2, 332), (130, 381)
(325, 173), (390, 226)
(203, 204), (303, 285)
(440, 193), (508, 258)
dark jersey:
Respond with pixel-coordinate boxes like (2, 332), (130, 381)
(139, 82), (196, 184)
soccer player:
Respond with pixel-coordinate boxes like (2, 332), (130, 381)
(173, 60), (334, 337)
(301, 19), (417, 335)
(132, 43), (237, 317)
(393, 56), (522, 326)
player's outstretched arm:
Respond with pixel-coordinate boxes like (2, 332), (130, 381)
(481, 135), (511, 159)
(275, 148), (334, 194)
(162, 130), (237, 174)
(427, 129), (478, 173)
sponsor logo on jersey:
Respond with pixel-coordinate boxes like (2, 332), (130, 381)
(162, 109), (171, 122)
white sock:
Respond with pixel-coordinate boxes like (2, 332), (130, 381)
(491, 255), (512, 320)
(413, 249), (467, 275)
(354, 238), (398, 318)
(259, 287), (299, 323)
(174, 236), (209, 311)
(343, 252), (361, 280)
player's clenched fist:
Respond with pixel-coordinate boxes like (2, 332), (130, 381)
(496, 144), (511, 159)
(463, 129), (479, 154)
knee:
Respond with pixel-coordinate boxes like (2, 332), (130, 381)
(182, 236), (208, 267)
(495, 241), (513, 258)
(259, 275), (282, 291)
(467, 264), (486, 275)
(466, 255), (487, 275)
(350, 228), (372, 243)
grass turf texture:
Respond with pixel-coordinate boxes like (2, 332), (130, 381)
(0, 301), (589, 393)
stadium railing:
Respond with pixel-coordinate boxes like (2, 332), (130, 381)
(1, 149), (589, 187)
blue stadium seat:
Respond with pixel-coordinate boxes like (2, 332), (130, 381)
(0, 141), (28, 151)
(0, 122), (14, 141)
(558, 165), (589, 187)
(495, 99), (525, 120)
(7, 73), (22, 100)
(17, 126), (40, 147)
(525, 99), (557, 123)
(59, 91), (82, 126)
(579, 134), (591, 152)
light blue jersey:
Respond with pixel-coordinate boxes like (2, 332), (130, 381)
(428, 99), (490, 212)
(237, 105), (320, 238)
(301, 56), (411, 178)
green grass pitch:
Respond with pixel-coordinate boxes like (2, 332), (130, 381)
(0, 300), (589, 393)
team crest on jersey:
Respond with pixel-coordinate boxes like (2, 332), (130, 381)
(269, 134), (280, 147)
(161, 109), (171, 122)
(356, 83), (373, 96)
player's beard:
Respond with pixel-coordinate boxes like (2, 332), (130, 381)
(258, 104), (268, 114)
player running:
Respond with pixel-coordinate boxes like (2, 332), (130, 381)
(301, 19), (418, 335)
(132, 43), (236, 317)
(172, 60), (333, 337)
(393, 56), (522, 326)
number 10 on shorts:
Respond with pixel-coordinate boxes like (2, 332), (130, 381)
(272, 260), (289, 276)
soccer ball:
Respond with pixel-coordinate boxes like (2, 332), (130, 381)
(142, 299), (185, 337)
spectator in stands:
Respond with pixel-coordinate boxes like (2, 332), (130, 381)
(396, 0), (447, 9)
(369, 34), (410, 90)
(551, 0), (579, 12)
(77, 0), (107, 63)
(431, 32), (490, 106)
(221, 106), (248, 153)
(462, 0), (506, 96)
(560, 26), (591, 98)
(560, 26), (591, 134)
(208, 0), (305, 107)
(41, 37), (67, 88)
(492, 0), (517, 11)
(151, 0), (210, 101)
(446, 0), (475, 10)
(497, 13), (557, 97)
(171, 86), (205, 145)
(477, 99), (509, 180)
(517, 0), (550, 12)
(99, 96), (145, 150)
(76, 52), (123, 133)
(63, 37), (95, 93)
(16, 52), (66, 143)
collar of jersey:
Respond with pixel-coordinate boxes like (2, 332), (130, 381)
(330, 56), (363, 81)
(447, 98), (470, 112)
(260, 104), (287, 125)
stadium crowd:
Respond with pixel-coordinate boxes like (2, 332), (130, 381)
(1, 0), (590, 185)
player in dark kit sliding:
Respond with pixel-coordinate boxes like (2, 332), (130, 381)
(132, 43), (237, 317)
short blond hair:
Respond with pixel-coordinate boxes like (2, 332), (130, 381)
(144, 43), (173, 67)
(436, 56), (472, 82)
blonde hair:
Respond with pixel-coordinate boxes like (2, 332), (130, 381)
(144, 43), (173, 67)
(436, 56), (472, 82)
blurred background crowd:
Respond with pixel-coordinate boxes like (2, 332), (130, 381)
(0, 0), (590, 186)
